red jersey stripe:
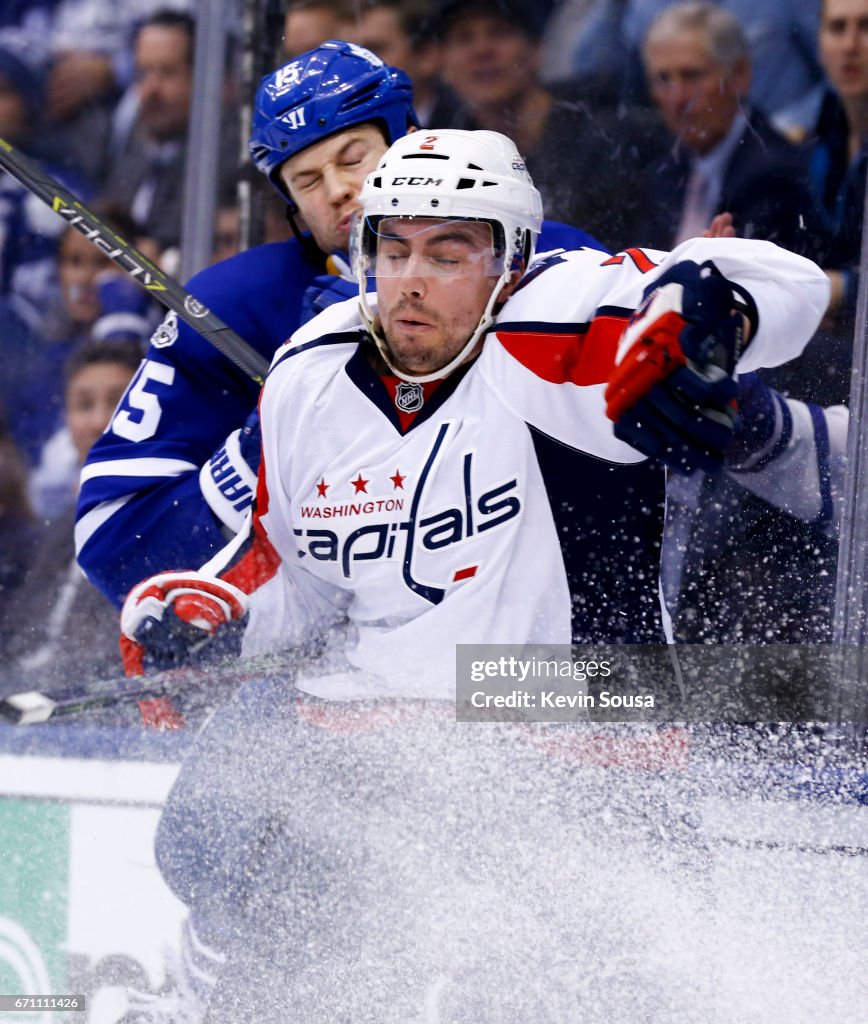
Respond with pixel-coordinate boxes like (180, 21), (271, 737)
(496, 314), (630, 386)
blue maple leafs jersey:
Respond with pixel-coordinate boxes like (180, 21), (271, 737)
(75, 222), (601, 606)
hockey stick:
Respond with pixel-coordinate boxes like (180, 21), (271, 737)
(0, 651), (298, 725)
(0, 136), (270, 384)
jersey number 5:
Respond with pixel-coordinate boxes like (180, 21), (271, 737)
(112, 360), (176, 442)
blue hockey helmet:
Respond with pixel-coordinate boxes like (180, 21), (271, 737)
(249, 40), (420, 209)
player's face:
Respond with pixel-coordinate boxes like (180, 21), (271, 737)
(375, 218), (505, 376)
(134, 25), (194, 142)
(441, 13), (540, 108)
(279, 124), (389, 254)
(820, 0), (868, 101)
(645, 29), (750, 155)
(66, 362), (137, 464)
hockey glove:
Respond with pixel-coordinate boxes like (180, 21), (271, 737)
(200, 408), (261, 535)
(121, 570), (249, 679)
(604, 260), (746, 475)
(300, 252), (359, 325)
(724, 372), (781, 470)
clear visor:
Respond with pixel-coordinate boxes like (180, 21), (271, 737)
(352, 215), (505, 281)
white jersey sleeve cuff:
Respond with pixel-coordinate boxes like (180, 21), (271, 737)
(727, 399), (844, 529)
(199, 428), (258, 534)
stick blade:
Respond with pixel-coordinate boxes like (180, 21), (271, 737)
(1, 691), (58, 725)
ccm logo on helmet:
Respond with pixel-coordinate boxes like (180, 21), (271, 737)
(390, 176), (444, 186)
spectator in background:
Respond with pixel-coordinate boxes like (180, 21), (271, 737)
(212, 174), (292, 266)
(433, 0), (661, 251)
(638, 1), (821, 261)
(0, 3), (55, 33)
(282, 0), (355, 58)
(47, 0), (194, 123)
(45, 1), (195, 186)
(102, 9), (238, 252)
(0, 417), (41, 657)
(737, 0), (868, 410)
(354, 0), (461, 127)
(0, 342), (142, 691)
(554, 0), (825, 138)
(0, 24), (89, 333)
(25, 207), (156, 515)
(804, 0), (868, 382)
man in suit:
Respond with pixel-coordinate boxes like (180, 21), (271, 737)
(638, 1), (821, 259)
(102, 9), (237, 252)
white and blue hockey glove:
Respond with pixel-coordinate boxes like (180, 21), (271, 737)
(605, 260), (750, 475)
(300, 252), (359, 325)
(200, 408), (261, 535)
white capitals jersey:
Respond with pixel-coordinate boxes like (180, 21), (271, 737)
(242, 239), (829, 700)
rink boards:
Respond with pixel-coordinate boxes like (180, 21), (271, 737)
(0, 745), (866, 1023)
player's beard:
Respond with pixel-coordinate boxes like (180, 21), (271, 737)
(381, 299), (480, 377)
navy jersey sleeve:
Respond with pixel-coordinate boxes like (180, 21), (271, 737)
(76, 240), (323, 606)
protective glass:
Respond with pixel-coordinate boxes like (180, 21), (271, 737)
(353, 216), (504, 281)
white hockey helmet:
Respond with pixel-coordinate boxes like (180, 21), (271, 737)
(351, 129), (543, 382)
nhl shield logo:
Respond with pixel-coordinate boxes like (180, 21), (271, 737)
(395, 381), (424, 413)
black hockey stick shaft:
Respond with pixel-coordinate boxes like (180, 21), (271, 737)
(0, 652), (297, 725)
(0, 136), (269, 384)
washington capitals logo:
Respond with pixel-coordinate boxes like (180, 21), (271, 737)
(293, 424), (521, 605)
(395, 381), (424, 413)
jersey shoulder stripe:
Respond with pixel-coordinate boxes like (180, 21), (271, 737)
(495, 309), (633, 387)
(271, 330), (363, 375)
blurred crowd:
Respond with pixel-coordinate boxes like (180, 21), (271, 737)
(0, 0), (862, 687)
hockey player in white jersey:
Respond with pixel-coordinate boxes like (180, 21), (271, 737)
(120, 128), (830, 695)
(115, 130), (829, 1021)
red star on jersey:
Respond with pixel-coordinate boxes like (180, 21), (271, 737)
(351, 473), (369, 494)
(390, 470), (405, 490)
(316, 479), (329, 498)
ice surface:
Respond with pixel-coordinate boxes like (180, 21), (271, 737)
(150, 685), (868, 1024)
(4, 665), (866, 1023)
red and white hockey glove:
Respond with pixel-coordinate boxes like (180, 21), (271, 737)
(605, 260), (750, 475)
(121, 571), (249, 728)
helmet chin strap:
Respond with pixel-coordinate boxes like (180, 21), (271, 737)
(359, 267), (513, 384)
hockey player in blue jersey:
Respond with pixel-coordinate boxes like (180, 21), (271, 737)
(116, 129), (829, 1021)
(74, 40), (601, 610)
